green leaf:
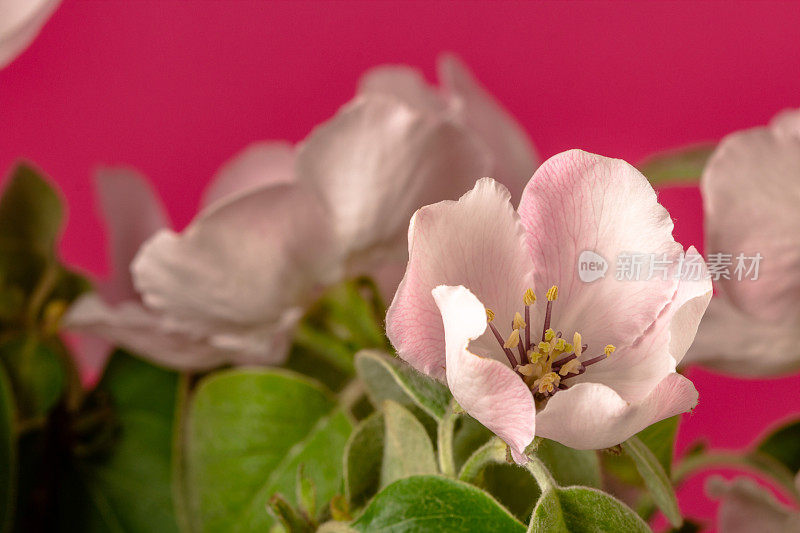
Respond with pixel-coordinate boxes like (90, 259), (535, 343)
(352, 476), (525, 532)
(452, 416), (493, 471)
(638, 144), (715, 186)
(528, 486), (651, 533)
(0, 364), (16, 533)
(296, 465), (317, 520)
(536, 439), (601, 489)
(622, 436), (682, 527)
(755, 418), (800, 474)
(343, 412), (384, 509)
(355, 350), (451, 420)
(457, 438), (540, 521)
(60, 350), (179, 531)
(0, 164), (62, 255)
(0, 335), (64, 418)
(0, 164), (89, 330)
(637, 416), (679, 475)
(187, 369), (352, 532)
(266, 494), (314, 533)
(380, 400), (437, 488)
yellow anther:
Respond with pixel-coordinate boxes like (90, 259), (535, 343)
(523, 288), (536, 306)
(544, 328), (555, 342)
(553, 338), (566, 352)
(486, 308), (495, 322)
(546, 285), (559, 301)
(604, 345), (616, 356)
(528, 349), (543, 364)
(564, 343), (574, 353)
(516, 363), (538, 377)
(513, 312), (526, 330)
(538, 341), (551, 353)
(559, 359), (582, 376)
(533, 372), (561, 394)
(504, 329), (521, 349)
(573, 333), (583, 356)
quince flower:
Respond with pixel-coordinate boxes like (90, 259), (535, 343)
(686, 109), (800, 375)
(66, 142), (296, 371)
(359, 54), (539, 202)
(386, 149), (711, 462)
(1, 0), (60, 68)
(109, 95), (490, 369)
(707, 475), (800, 533)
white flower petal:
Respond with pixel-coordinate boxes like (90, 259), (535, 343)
(295, 95), (490, 274)
(386, 178), (534, 380)
(132, 182), (340, 360)
(358, 65), (446, 115)
(0, 0), (59, 68)
(535, 373), (698, 449)
(518, 149), (684, 352)
(93, 168), (170, 304)
(201, 141), (295, 209)
(684, 296), (800, 376)
(702, 117), (800, 324)
(707, 476), (800, 533)
(433, 285), (535, 463)
(64, 294), (234, 371)
(438, 54), (538, 200)
(582, 247), (712, 402)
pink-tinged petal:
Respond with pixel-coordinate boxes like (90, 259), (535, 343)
(535, 373), (698, 449)
(386, 179), (534, 380)
(358, 65), (446, 115)
(770, 108), (800, 139)
(0, 0), (59, 68)
(62, 330), (111, 387)
(201, 141), (295, 208)
(132, 183), (339, 356)
(438, 54), (538, 201)
(433, 285), (535, 463)
(64, 294), (234, 371)
(94, 168), (170, 305)
(702, 121), (800, 324)
(707, 476), (800, 533)
(581, 247), (712, 401)
(518, 149), (684, 351)
(296, 95), (490, 274)
(684, 296), (800, 376)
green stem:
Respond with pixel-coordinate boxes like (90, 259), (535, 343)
(25, 261), (58, 327)
(458, 438), (507, 482)
(437, 406), (458, 477)
(673, 450), (800, 501)
(526, 456), (558, 491)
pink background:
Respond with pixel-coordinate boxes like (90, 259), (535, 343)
(2, 1), (799, 529)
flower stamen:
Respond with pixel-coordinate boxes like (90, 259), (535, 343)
(486, 307), (519, 367)
(523, 288), (535, 353)
(541, 285), (558, 341)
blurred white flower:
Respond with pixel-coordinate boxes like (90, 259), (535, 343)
(707, 475), (800, 533)
(107, 95), (491, 370)
(0, 0), (60, 68)
(359, 54), (539, 202)
(685, 108), (800, 375)
(65, 146), (295, 371)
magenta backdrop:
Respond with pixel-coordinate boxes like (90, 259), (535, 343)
(2, 1), (799, 529)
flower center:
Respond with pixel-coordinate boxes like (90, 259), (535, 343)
(486, 285), (615, 402)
